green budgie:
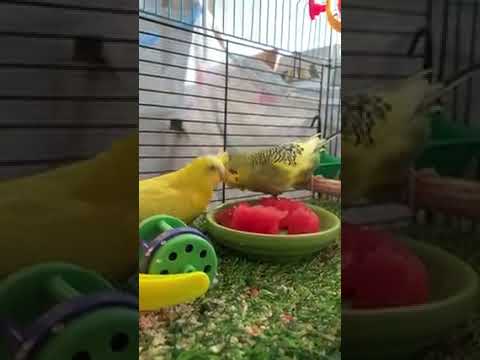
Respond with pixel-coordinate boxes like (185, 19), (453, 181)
(342, 67), (479, 204)
(219, 132), (340, 195)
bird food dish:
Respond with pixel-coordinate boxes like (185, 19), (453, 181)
(206, 198), (340, 262)
(343, 237), (479, 360)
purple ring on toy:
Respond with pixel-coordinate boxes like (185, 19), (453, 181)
(1, 292), (137, 360)
(139, 227), (209, 274)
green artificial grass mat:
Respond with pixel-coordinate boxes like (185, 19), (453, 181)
(139, 199), (341, 360)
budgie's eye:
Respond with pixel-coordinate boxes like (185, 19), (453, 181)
(208, 165), (217, 172)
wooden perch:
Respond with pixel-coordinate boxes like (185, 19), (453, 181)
(309, 176), (341, 196)
(413, 169), (480, 219)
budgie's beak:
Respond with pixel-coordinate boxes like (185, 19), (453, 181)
(216, 151), (229, 165)
(218, 164), (226, 180)
(215, 151), (240, 185)
(216, 151), (229, 180)
(224, 170), (235, 183)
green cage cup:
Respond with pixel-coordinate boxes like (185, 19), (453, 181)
(314, 151), (341, 179)
(0, 263), (138, 360)
(139, 215), (218, 285)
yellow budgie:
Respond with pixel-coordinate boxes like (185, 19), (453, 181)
(0, 133), (137, 203)
(74, 132), (138, 205)
(342, 68), (478, 204)
(220, 132), (339, 195)
(139, 155), (226, 224)
(0, 133), (138, 281)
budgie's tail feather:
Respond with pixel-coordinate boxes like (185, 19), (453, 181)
(437, 64), (480, 96)
(308, 131), (340, 142)
(374, 69), (434, 94)
(420, 63), (480, 111)
(315, 131), (341, 150)
(301, 131), (341, 154)
(323, 131), (341, 143)
(404, 68), (433, 82)
(346, 69), (433, 96)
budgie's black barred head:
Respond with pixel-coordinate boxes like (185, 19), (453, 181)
(342, 94), (392, 146)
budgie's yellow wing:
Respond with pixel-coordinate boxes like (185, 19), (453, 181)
(0, 133), (138, 212)
(74, 133), (138, 206)
(0, 133), (138, 280)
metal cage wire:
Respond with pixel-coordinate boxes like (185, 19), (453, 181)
(139, 0), (341, 204)
(341, 0), (479, 228)
(0, 1), (138, 181)
(435, 0), (479, 126)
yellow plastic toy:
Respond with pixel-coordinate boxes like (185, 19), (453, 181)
(138, 215), (218, 311)
(139, 272), (210, 311)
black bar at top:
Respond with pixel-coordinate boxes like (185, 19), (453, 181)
(0, 0), (137, 14)
(0, 31), (136, 43)
(342, 4), (426, 16)
(0, 63), (137, 72)
(0, 95), (137, 101)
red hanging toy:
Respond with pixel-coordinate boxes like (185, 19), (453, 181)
(309, 0), (326, 19)
(309, 0), (341, 32)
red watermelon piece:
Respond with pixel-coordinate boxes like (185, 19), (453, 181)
(279, 199), (306, 229)
(231, 203), (287, 234)
(401, 253), (430, 305)
(259, 197), (311, 230)
(341, 223), (406, 272)
(259, 197), (304, 213)
(341, 225), (360, 299)
(341, 253), (357, 299)
(342, 223), (430, 307)
(215, 202), (250, 227)
(287, 207), (320, 234)
(351, 245), (429, 309)
(219, 197), (321, 235)
(258, 196), (280, 208)
(215, 206), (236, 227)
(351, 246), (410, 308)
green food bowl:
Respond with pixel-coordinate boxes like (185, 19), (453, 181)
(314, 151), (341, 179)
(205, 201), (340, 262)
(415, 111), (480, 177)
(343, 238), (479, 360)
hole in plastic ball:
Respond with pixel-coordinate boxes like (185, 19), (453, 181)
(200, 250), (207, 258)
(72, 351), (91, 360)
(204, 265), (212, 273)
(169, 252), (177, 261)
(185, 244), (194, 253)
(110, 332), (129, 352)
(160, 270), (169, 274)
